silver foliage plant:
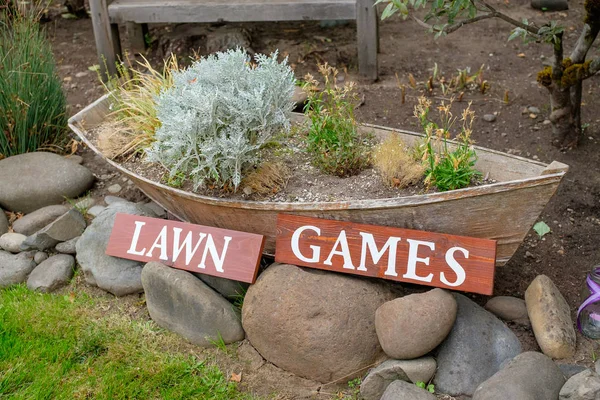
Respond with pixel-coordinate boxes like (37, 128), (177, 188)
(147, 49), (296, 190)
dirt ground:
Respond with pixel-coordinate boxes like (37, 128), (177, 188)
(43, 0), (600, 396)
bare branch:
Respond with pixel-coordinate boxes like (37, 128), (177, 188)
(552, 32), (564, 83)
(570, 23), (600, 63)
(582, 56), (600, 80)
(445, 13), (497, 34)
(479, 0), (539, 34)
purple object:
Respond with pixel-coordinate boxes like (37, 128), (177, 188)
(577, 267), (600, 338)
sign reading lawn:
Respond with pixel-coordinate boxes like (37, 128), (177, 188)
(275, 214), (497, 295)
(106, 213), (264, 283)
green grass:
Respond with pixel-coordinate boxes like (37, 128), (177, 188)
(0, 285), (249, 399)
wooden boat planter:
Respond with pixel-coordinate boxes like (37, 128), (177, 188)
(69, 94), (568, 266)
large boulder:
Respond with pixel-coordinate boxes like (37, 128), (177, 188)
(434, 294), (522, 397)
(472, 352), (566, 400)
(142, 262), (244, 346)
(76, 201), (155, 296)
(0, 250), (37, 287)
(560, 369), (600, 399)
(360, 358), (437, 400)
(0, 152), (94, 213)
(12, 205), (69, 236)
(375, 288), (457, 359)
(380, 380), (436, 400)
(21, 209), (86, 251)
(27, 254), (75, 293)
(0, 208), (8, 236)
(193, 273), (249, 301)
(0, 233), (27, 253)
(525, 275), (576, 359)
(242, 264), (396, 383)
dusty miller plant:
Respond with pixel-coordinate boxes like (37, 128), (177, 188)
(147, 49), (296, 190)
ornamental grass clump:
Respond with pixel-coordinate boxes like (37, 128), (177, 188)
(0, 15), (67, 158)
(413, 97), (480, 191)
(147, 49), (295, 190)
(302, 64), (370, 177)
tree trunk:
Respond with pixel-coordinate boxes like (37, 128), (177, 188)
(548, 84), (579, 148)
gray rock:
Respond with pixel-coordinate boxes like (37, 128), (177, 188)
(483, 114), (497, 122)
(104, 196), (126, 205)
(139, 201), (167, 219)
(380, 380), (436, 400)
(0, 152), (94, 213)
(0, 250), (37, 287)
(559, 364), (588, 380)
(0, 208), (8, 236)
(434, 294), (522, 397)
(64, 154), (83, 164)
(528, 106), (541, 114)
(74, 197), (95, 211)
(242, 263), (396, 383)
(107, 184), (122, 194)
(34, 252), (48, 264)
(472, 352), (566, 400)
(12, 205), (70, 236)
(560, 369), (600, 399)
(194, 273), (249, 301)
(375, 289), (457, 359)
(142, 262), (245, 346)
(237, 340), (266, 370)
(525, 275), (576, 359)
(485, 296), (529, 325)
(27, 254), (75, 293)
(531, 0), (568, 11)
(76, 201), (154, 296)
(55, 236), (80, 254)
(361, 358), (437, 400)
(21, 209), (86, 251)
(87, 205), (106, 217)
(0, 233), (27, 253)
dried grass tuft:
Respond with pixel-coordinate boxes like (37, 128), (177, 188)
(243, 161), (291, 196)
(373, 133), (424, 188)
(96, 120), (137, 160)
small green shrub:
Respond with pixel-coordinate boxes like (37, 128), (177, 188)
(147, 49), (295, 190)
(415, 381), (435, 393)
(0, 15), (67, 158)
(302, 64), (370, 177)
(413, 97), (480, 191)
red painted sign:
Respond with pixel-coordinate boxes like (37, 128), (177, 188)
(275, 214), (497, 295)
(106, 213), (265, 283)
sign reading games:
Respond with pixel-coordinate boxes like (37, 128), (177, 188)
(106, 213), (264, 283)
(275, 214), (497, 295)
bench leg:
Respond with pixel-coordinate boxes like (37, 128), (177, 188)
(90, 0), (121, 81)
(356, 0), (378, 81)
(126, 22), (149, 55)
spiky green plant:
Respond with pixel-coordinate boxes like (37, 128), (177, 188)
(0, 14), (68, 158)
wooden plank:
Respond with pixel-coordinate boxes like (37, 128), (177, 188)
(106, 213), (265, 283)
(108, 0), (356, 23)
(275, 214), (496, 294)
(356, 0), (378, 80)
(126, 22), (148, 54)
(90, 0), (120, 80)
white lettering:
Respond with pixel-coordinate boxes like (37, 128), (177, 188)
(126, 221), (147, 256)
(199, 234), (232, 273)
(291, 225), (321, 263)
(403, 239), (435, 282)
(358, 232), (402, 276)
(441, 247), (468, 287)
(324, 230), (355, 270)
(172, 228), (207, 265)
(146, 226), (169, 261)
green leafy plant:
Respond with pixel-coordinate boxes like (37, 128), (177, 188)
(533, 221), (551, 238)
(0, 13), (68, 158)
(413, 97), (480, 191)
(415, 381), (435, 393)
(347, 377), (361, 398)
(302, 63), (371, 177)
(148, 49), (296, 190)
(374, 0), (600, 148)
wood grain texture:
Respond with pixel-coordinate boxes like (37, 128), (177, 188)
(106, 213), (265, 283)
(356, 0), (378, 80)
(69, 95), (568, 266)
(90, 0), (120, 80)
(275, 214), (496, 294)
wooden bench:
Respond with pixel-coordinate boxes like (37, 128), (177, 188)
(89, 0), (379, 80)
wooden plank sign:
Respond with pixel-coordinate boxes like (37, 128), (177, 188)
(106, 213), (265, 283)
(275, 214), (497, 295)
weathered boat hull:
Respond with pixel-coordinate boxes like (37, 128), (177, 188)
(69, 95), (568, 266)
